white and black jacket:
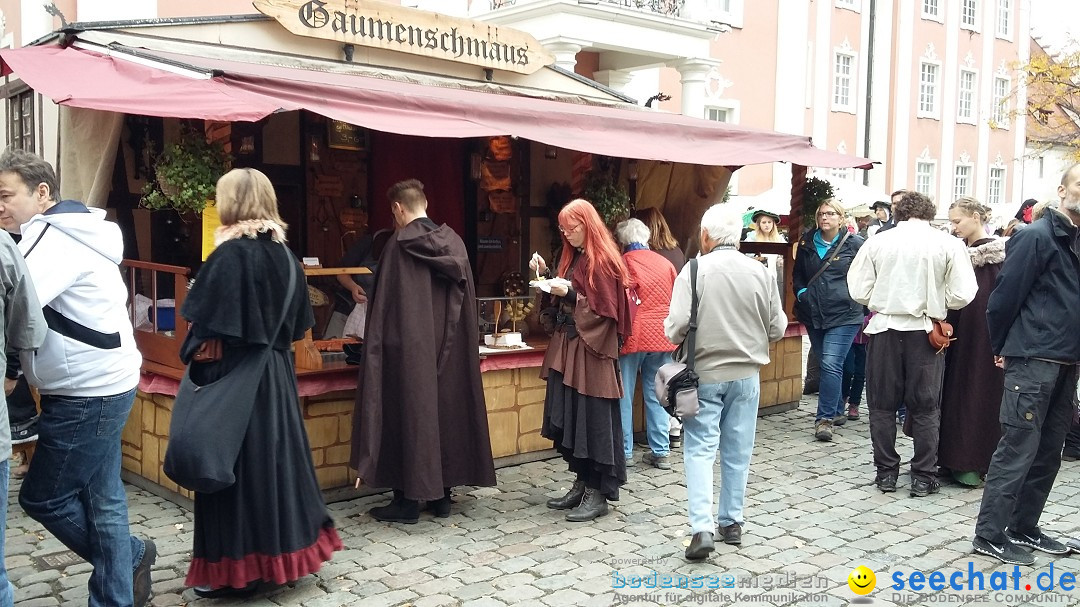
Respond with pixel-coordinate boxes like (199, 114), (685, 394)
(18, 201), (141, 397)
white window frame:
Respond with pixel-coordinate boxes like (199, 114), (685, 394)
(915, 160), (937, 197)
(704, 101), (741, 192)
(832, 51), (857, 113)
(987, 166), (1006, 206)
(918, 61), (941, 119)
(991, 75), (1010, 128)
(961, 0), (979, 31)
(706, 0), (744, 29)
(957, 68), (978, 124)
(953, 163), (974, 200)
(921, 0), (943, 22)
(996, 0), (1012, 40)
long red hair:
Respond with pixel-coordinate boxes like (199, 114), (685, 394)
(556, 199), (630, 290)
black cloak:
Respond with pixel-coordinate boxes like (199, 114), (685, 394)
(349, 218), (496, 501)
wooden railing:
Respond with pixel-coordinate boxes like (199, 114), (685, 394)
(121, 260), (191, 372)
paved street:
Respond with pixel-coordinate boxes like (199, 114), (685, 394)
(7, 393), (1080, 607)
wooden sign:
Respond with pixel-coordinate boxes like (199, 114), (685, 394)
(253, 0), (555, 75)
(328, 120), (366, 150)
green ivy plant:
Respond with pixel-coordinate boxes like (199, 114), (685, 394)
(581, 168), (631, 227)
(802, 176), (835, 231)
(141, 124), (231, 214)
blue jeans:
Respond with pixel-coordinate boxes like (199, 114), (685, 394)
(619, 351), (672, 459)
(841, 342), (866, 407)
(683, 375), (759, 533)
(807, 325), (860, 422)
(19, 388), (145, 607)
(0, 459), (12, 607)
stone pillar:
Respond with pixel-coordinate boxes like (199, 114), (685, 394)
(672, 58), (719, 118)
(592, 69), (634, 94)
(544, 39), (584, 72)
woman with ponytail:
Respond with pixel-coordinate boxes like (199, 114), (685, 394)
(531, 199), (632, 522)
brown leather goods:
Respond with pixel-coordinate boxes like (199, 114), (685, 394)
(192, 338), (223, 362)
(929, 319), (955, 353)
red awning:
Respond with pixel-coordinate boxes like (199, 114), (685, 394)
(0, 44), (874, 169)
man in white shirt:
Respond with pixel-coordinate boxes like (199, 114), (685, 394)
(847, 191), (977, 497)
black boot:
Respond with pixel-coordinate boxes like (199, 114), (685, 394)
(369, 489), (419, 524)
(423, 487), (453, 518)
(565, 487), (608, 522)
(546, 479), (586, 510)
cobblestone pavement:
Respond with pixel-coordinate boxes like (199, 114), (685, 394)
(8, 397), (1080, 607)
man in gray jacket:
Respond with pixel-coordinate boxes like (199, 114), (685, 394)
(666, 203), (786, 561)
(0, 229), (45, 606)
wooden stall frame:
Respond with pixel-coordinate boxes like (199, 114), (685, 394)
(122, 260), (191, 374)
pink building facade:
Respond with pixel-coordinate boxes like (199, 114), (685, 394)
(0, 0), (1029, 214)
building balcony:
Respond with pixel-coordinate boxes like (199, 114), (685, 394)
(489, 0), (684, 19)
(474, 0), (722, 73)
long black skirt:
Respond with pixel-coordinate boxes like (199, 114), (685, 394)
(185, 350), (342, 589)
(541, 370), (626, 499)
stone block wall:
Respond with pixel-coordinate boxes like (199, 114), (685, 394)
(122, 343), (801, 502)
(760, 335), (803, 410)
(122, 389), (358, 498)
(480, 366), (550, 458)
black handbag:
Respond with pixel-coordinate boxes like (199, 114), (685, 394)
(654, 258), (700, 419)
(163, 248), (297, 493)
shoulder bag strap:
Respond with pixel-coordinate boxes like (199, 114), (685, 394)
(269, 244), (298, 347)
(685, 257), (698, 371)
(804, 230), (852, 289)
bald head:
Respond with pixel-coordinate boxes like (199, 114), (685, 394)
(1060, 164), (1080, 215)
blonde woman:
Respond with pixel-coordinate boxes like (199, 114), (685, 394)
(939, 197), (1005, 487)
(792, 198), (865, 441)
(180, 169), (342, 598)
(635, 207), (685, 271)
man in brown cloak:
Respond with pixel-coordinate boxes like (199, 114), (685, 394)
(350, 179), (496, 523)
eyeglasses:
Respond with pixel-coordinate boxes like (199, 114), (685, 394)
(816, 211), (840, 218)
(559, 223), (583, 236)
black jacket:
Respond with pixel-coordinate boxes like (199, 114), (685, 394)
(987, 211), (1080, 361)
(793, 229), (865, 330)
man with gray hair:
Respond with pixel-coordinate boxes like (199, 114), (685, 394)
(666, 203), (786, 560)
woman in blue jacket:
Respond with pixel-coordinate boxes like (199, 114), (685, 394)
(793, 198), (865, 442)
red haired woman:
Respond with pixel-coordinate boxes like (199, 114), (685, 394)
(531, 199), (632, 522)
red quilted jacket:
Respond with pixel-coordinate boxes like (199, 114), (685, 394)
(621, 249), (678, 354)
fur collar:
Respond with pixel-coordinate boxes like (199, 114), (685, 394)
(968, 237), (1005, 268)
(213, 219), (286, 247)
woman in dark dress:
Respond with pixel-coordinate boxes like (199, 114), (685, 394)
(532, 198), (631, 522)
(939, 197), (1005, 487)
(180, 169), (342, 598)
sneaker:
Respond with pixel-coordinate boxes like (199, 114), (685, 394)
(847, 406), (859, 420)
(875, 472), (898, 493)
(973, 536), (1036, 566)
(1005, 528), (1070, 555)
(669, 434), (681, 449)
(642, 452), (671, 470)
(625, 455), (636, 468)
(897, 412), (906, 425)
(719, 523), (742, 545)
(814, 420), (833, 442)
(10, 415), (38, 444)
(832, 415), (847, 427)
(909, 478), (940, 497)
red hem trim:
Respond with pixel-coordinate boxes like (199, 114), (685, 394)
(185, 526), (343, 589)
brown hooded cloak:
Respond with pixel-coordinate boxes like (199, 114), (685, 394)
(349, 218), (496, 501)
